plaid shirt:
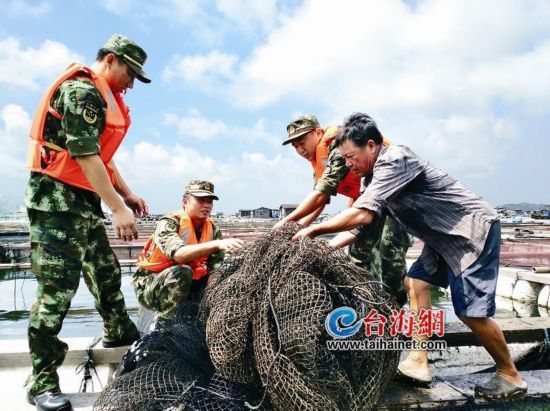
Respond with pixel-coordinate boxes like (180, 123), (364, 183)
(353, 145), (498, 276)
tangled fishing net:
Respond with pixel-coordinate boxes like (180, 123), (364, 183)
(94, 223), (400, 411)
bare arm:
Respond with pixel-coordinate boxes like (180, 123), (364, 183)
(173, 238), (244, 264)
(298, 203), (326, 227)
(76, 155), (137, 241)
(328, 230), (358, 248)
(275, 190), (329, 228)
(293, 207), (374, 239)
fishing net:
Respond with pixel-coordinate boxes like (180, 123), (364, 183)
(94, 222), (400, 411)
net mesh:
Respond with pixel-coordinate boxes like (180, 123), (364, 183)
(94, 223), (400, 410)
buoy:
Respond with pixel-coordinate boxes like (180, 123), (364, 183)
(538, 285), (550, 308)
(512, 300), (538, 318)
(496, 276), (516, 299)
(495, 295), (513, 312)
(512, 279), (542, 303)
(538, 305), (550, 317)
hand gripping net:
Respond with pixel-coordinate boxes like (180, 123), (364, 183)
(94, 223), (400, 411)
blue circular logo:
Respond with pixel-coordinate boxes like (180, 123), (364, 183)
(325, 306), (362, 339)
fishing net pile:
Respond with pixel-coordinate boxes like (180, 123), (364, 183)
(94, 223), (400, 411)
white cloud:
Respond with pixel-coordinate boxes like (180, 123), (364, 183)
(0, 37), (84, 89)
(6, 0), (51, 17)
(99, 0), (134, 14)
(163, 110), (229, 140)
(215, 0), (279, 34)
(100, 0), (292, 46)
(114, 140), (313, 213)
(0, 104), (31, 178)
(404, 115), (519, 179)
(115, 141), (218, 184)
(175, 0), (546, 189)
(162, 50), (238, 85)
(221, 0), (550, 116)
(162, 109), (279, 146)
(153, 0), (204, 21)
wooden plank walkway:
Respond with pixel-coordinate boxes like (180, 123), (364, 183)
(2, 318), (550, 409)
(0, 338), (127, 410)
(3, 367), (549, 410)
(0, 337), (129, 368)
(0, 365), (102, 411)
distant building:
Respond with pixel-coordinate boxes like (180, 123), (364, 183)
(238, 208), (279, 219)
(279, 204), (298, 219)
(238, 209), (252, 218)
(253, 207), (272, 219)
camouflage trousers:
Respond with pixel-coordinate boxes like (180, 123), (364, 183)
(349, 215), (412, 306)
(132, 265), (194, 321)
(26, 209), (138, 395)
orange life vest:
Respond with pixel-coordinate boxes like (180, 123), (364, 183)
(311, 126), (361, 200)
(27, 63), (131, 191)
(137, 211), (215, 281)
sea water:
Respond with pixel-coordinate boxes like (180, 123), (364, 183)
(0, 267), (532, 340)
(0, 268), (139, 340)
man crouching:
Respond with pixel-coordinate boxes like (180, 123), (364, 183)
(133, 180), (243, 320)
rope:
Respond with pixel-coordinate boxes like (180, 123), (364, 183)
(537, 328), (550, 368)
(437, 376), (476, 410)
(245, 259), (283, 410)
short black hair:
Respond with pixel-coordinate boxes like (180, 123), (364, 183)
(96, 47), (122, 62)
(335, 112), (383, 148)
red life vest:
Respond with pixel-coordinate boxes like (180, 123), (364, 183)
(311, 126), (361, 200)
(27, 63), (130, 191)
(137, 211), (215, 281)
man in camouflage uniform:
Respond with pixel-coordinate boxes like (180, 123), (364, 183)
(276, 115), (411, 305)
(25, 34), (151, 410)
(133, 180), (244, 322)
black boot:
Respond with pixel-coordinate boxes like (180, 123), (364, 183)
(27, 389), (73, 411)
(102, 331), (140, 348)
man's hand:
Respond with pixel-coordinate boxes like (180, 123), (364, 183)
(112, 208), (138, 241)
(123, 193), (149, 217)
(273, 219), (287, 229)
(292, 226), (316, 240)
(216, 238), (245, 253)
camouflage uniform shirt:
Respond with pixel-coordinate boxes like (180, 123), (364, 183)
(25, 74), (107, 218)
(136, 212), (225, 274)
(313, 129), (350, 197)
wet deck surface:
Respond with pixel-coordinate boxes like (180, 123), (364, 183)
(379, 370), (550, 410)
(3, 367), (549, 410)
(1, 335), (550, 410)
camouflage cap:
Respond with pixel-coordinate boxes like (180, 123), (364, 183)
(282, 115), (320, 146)
(185, 180), (219, 200)
(102, 34), (151, 83)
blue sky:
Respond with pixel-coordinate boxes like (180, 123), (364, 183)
(1, 0), (549, 215)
